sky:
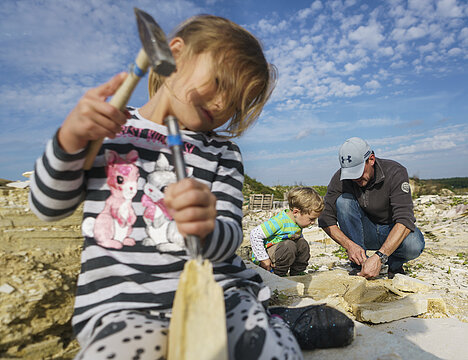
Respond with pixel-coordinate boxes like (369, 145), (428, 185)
(1, 0), (467, 186)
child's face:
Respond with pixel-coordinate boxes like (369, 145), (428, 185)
(293, 209), (321, 229)
(167, 51), (232, 132)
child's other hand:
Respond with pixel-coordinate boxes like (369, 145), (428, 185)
(259, 259), (273, 272)
(58, 72), (130, 153)
(164, 178), (217, 242)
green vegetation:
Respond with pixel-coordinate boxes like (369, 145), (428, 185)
(410, 177), (468, 197)
(450, 197), (468, 206)
(424, 231), (439, 242)
(456, 252), (468, 265)
(242, 174), (284, 200)
(332, 246), (348, 260)
(269, 289), (292, 306)
(242, 174), (327, 203)
(403, 263), (417, 278)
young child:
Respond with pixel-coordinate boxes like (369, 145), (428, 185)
(250, 187), (324, 276)
(29, 14), (306, 360)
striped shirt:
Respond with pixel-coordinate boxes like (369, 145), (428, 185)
(29, 108), (264, 345)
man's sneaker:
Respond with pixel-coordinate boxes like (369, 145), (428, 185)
(269, 304), (355, 350)
(388, 265), (406, 279)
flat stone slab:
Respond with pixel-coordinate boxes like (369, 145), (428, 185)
(353, 293), (428, 323)
(392, 273), (431, 293)
(244, 261), (304, 296)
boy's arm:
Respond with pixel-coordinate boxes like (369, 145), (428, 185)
(250, 225), (269, 261)
(250, 225), (274, 271)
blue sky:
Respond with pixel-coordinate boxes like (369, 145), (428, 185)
(1, 0), (467, 186)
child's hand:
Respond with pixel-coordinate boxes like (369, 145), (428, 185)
(259, 259), (273, 272)
(164, 178), (217, 243)
(58, 72), (130, 153)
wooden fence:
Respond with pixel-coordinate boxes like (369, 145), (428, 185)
(248, 194), (274, 210)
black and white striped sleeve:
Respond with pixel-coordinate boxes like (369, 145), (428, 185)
(29, 132), (87, 221)
(202, 142), (244, 262)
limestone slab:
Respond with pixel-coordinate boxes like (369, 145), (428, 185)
(392, 273), (431, 293)
(352, 293), (428, 323)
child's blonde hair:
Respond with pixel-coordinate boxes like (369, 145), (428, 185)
(148, 15), (276, 138)
(287, 187), (324, 214)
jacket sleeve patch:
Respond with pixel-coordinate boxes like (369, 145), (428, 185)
(401, 182), (410, 193)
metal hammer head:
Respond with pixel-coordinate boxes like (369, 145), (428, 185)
(134, 7), (176, 77)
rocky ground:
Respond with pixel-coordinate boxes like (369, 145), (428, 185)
(0, 178), (467, 359)
(242, 195), (468, 322)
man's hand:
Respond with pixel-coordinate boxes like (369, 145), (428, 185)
(346, 242), (367, 266)
(164, 178), (217, 243)
(358, 254), (381, 279)
(259, 259), (273, 272)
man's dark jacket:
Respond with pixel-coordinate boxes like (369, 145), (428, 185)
(318, 158), (416, 231)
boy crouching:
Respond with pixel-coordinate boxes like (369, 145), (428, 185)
(250, 187), (324, 276)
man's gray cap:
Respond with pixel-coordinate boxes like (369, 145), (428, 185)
(339, 137), (372, 180)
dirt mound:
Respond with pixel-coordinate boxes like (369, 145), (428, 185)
(0, 186), (82, 359)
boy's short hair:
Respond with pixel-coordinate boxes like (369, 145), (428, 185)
(148, 14), (277, 138)
(287, 187), (324, 214)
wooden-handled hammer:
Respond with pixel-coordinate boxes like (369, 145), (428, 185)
(83, 7), (175, 170)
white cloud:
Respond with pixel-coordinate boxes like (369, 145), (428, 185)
(257, 19), (288, 34)
(377, 46), (395, 57)
(460, 28), (468, 46)
(348, 22), (385, 49)
(365, 80), (381, 90)
(395, 13), (418, 28)
(344, 61), (364, 74)
(436, 0), (464, 18)
(419, 42), (436, 53)
(390, 60), (406, 68)
(297, 0), (323, 20)
(447, 47), (462, 56)
(440, 34), (456, 48)
(292, 44), (314, 59)
(295, 129), (312, 140)
(329, 80), (361, 97)
(406, 25), (428, 40)
(340, 14), (364, 31)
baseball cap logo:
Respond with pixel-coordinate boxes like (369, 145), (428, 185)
(341, 155), (352, 164)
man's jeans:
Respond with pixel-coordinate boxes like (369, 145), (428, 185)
(336, 193), (425, 271)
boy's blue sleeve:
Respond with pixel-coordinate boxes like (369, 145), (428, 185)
(260, 213), (282, 238)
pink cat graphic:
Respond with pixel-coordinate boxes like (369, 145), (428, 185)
(94, 150), (140, 249)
